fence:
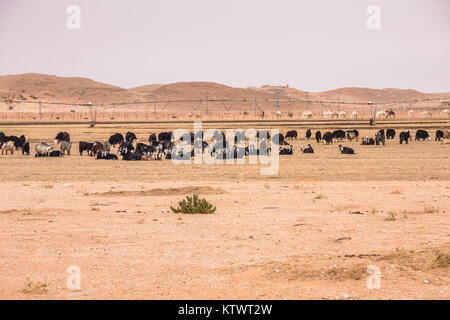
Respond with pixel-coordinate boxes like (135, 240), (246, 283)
(0, 97), (448, 122)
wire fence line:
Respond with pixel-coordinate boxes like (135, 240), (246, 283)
(0, 96), (448, 123)
(1, 96), (448, 107)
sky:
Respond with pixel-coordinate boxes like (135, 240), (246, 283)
(0, 0), (449, 92)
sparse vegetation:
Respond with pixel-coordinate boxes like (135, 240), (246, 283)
(171, 194), (216, 214)
(22, 280), (48, 294)
(313, 194), (326, 200)
(424, 205), (437, 214)
(390, 190), (402, 195)
(385, 211), (397, 221)
(326, 263), (366, 280)
(432, 251), (450, 268)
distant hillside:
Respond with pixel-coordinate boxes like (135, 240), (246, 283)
(130, 82), (280, 101)
(1, 74), (448, 111)
(0, 73), (140, 104)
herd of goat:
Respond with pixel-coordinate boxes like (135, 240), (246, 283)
(0, 127), (449, 159)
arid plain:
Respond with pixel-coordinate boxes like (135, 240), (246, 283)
(0, 119), (449, 299)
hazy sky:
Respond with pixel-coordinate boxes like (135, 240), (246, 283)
(0, 0), (449, 92)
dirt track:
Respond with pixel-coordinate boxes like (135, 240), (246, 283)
(0, 120), (449, 299)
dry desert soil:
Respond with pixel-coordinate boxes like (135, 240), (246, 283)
(0, 119), (449, 299)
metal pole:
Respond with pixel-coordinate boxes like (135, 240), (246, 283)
(254, 94), (257, 117)
(38, 91), (42, 120)
(305, 92), (309, 111)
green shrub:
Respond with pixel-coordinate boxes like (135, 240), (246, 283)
(171, 194), (216, 214)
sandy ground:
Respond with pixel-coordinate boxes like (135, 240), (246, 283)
(0, 121), (449, 299)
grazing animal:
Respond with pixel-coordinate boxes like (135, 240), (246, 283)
(350, 111), (358, 119)
(136, 142), (155, 155)
(125, 132), (138, 142)
(18, 135), (26, 150)
(96, 151), (118, 160)
(55, 132), (71, 144)
(415, 129), (430, 141)
(60, 140), (73, 155)
(345, 129), (359, 141)
(103, 141), (111, 152)
(322, 132), (333, 145)
(118, 141), (135, 155)
(79, 142), (94, 156)
(322, 111), (333, 118)
(376, 111), (386, 119)
(256, 130), (270, 140)
(302, 111), (313, 119)
(258, 111), (265, 119)
(408, 110), (415, 118)
(21, 142), (30, 155)
(332, 130), (346, 142)
(305, 129), (312, 140)
(399, 130), (411, 144)
(4, 135), (20, 150)
(285, 130), (298, 140)
(1, 141), (14, 155)
(35, 143), (55, 157)
(90, 142), (104, 156)
(272, 133), (285, 145)
(338, 144), (355, 154)
(440, 109), (449, 117)
(279, 145), (293, 155)
(49, 150), (63, 157)
(315, 131), (322, 143)
(361, 137), (375, 145)
(385, 109), (395, 119)
(108, 133), (124, 146)
(435, 130), (444, 141)
(375, 132), (385, 145)
(300, 144), (314, 153)
(435, 130), (449, 141)
(148, 133), (157, 143)
(386, 129), (396, 139)
(419, 110), (432, 118)
(337, 111), (347, 118)
(158, 132), (173, 142)
(275, 110), (282, 118)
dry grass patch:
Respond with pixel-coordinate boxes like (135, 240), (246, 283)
(326, 263), (367, 281)
(432, 252), (450, 268)
(313, 194), (327, 200)
(385, 211), (397, 221)
(91, 186), (225, 197)
(22, 280), (48, 295)
(424, 205), (438, 214)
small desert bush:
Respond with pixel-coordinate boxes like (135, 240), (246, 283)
(23, 280), (48, 294)
(385, 211), (397, 221)
(313, 194), (327, 200)
(171, 194), (216, 214)
(326, 263), (366, 281)
(432, 252), (450, 268)
(424, 205), (437, 214)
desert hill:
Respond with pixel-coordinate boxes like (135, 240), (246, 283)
(0, 73), (140, 104)
(0, 74), (448, 111)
